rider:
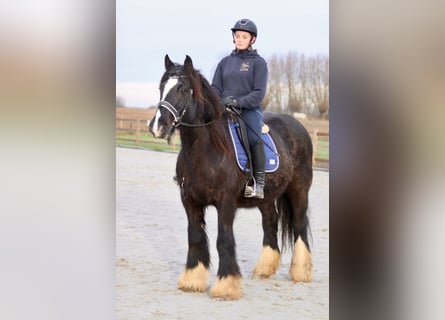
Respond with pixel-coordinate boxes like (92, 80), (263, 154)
(211, 18), (268, 199)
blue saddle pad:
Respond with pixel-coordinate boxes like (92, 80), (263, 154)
(228, 121), (279, 173)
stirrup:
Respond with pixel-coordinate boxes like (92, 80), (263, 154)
(244, 184), (265, 199)
(254, 186), (264, 199)
(244, 177), (257, 198)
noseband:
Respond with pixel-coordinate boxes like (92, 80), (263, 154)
(157, 100), (188, 128)
(156, 89), (218, 128)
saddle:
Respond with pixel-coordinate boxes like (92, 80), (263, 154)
(227, 119), (279, 173)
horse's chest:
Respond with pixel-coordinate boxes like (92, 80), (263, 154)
(177, 159), (233, 202)
(178, 176), (219, 204)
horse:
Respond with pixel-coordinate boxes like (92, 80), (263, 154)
(148, 55), (313, 300)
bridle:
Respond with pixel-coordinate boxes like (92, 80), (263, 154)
(156, 99), (190, 128)
(156, 77), (219, 128)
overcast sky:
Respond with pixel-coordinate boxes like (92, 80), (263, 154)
(116, 0), (329, 107)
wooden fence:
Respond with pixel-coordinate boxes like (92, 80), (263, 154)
(116, 108), (329, 170)
(310, 129), (329, 169)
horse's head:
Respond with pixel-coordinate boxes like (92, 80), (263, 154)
(148, 54), (222, 142)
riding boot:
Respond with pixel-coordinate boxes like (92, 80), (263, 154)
(244, 140), (266, 199)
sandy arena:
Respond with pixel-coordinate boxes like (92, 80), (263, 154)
(116, 147), (329, 319)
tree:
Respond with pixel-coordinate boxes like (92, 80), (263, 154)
(307, 54), (329, 119)
(264, 52), (329, 118)
(116, 96), (126, 108)
(263, 54), (283, 113)
(285, 52), (306, 115)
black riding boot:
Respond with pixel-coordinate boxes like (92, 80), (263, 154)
(244, 140), (266, 199)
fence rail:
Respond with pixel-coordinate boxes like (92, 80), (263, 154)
(116, 109), (329, 170)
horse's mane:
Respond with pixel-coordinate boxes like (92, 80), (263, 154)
(188, 69), (231, 155)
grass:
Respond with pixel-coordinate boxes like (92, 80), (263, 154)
(315, 138), (329, 160)
(116, 131), (329, 161)
(116, 131), (180, 152)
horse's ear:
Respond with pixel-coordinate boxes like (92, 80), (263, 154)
(184, 55), (194, 74)
(165, 54), (175, 70)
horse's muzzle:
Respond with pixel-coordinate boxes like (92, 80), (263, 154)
(148, 118), (167, 139)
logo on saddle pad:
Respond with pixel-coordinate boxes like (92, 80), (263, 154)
(228, 121), (279, 173)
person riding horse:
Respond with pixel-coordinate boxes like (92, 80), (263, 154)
(149, 54), (313, 300)
(211, 18), (268, 199)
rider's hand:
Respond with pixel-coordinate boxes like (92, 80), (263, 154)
(223, 96), (241, 113)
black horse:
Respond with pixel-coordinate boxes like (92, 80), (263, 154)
(149, 55), (313, 300)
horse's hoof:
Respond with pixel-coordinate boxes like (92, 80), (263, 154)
(253, 246), (280, 278)
(289, 236), (313, 282)
(177, 262), (209, 292)
(209, 275), (242, 300)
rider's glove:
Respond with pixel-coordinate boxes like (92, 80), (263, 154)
(223, 96), (241, 113)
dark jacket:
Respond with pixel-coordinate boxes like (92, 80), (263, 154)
(211, 49), (268, 110)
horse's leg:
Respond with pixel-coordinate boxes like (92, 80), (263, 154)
(177, 202), (210, 292)
(287, 181), (313, 282)
(209, 202), (242, 300)
(253, 201), (281, 278)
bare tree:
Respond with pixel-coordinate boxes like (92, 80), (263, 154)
(286, 52), (309, 115)
(265, 52), (329, 118)
(263, 54), (283, 113)
(307, 55), (329, 119)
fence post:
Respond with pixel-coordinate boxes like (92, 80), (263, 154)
(312, 129), (318, 166)
(136, 117), (141, 145)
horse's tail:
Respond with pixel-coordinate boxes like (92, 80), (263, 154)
(277, 192), (312, 252)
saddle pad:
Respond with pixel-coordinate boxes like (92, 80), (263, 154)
(228, 121), (279, 173)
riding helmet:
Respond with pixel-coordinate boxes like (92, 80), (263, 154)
(231, 19), (258, 37)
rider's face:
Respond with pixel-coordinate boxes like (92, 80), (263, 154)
(234, 31), (254, 50)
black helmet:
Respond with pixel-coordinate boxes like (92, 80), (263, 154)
(231, 19), (257, 37)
